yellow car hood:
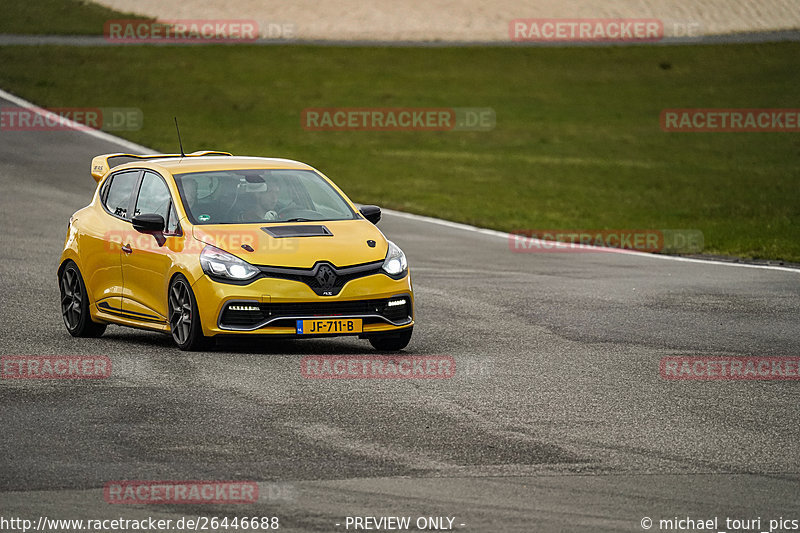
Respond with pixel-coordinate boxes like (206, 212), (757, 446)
(192, 220), (388, 268)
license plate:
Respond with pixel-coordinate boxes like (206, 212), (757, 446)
(297, 318), (362, 335)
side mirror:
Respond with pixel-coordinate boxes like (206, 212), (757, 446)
(359, 205), (381, 225)
(132, 213), (165, 233)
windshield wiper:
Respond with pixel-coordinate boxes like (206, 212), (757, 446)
(284, 217), (316, 222)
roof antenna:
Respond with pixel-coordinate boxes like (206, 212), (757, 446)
(174, 117), (186, 157)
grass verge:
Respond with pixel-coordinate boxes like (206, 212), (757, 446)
(0, 43), (798, 261)
(1, 0), (148, 35)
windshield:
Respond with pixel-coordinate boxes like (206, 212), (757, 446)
(173, 169), (357, 225)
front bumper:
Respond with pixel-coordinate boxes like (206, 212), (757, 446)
(192, 270), (414, 337)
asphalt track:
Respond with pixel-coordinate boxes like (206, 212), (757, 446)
(1, 92), (799, 532)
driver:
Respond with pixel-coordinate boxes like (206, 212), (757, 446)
(241, 178), (281, 221)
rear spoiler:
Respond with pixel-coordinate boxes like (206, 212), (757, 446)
(90, 151), (232, 182)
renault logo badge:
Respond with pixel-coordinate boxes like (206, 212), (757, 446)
(315, 265), (337, 290)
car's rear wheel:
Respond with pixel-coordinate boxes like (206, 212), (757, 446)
(59, 261), (106, 338)
(168, 275), (213, 351)
(368, 327), (413, 351)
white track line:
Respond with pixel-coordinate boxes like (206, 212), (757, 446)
(381, 209), (799, 273)
(0, 88), (150, 153)
(1, 87), (796, 275)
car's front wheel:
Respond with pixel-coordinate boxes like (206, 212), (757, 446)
(368, 327), (413, 351)
(168, 275), (213, 351)
(59, 261), (107, 338)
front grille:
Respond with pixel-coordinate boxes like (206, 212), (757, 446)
(221, 308), (265, 326)
(219, 296), (412, 330)
(257, 261), (384, 296)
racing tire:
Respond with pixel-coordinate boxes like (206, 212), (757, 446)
(368, 327), (413, 351)
(168, 275), (214, 351)
(59, 261), (107, 338)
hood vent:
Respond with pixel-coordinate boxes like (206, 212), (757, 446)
(261, 225), (333, 238)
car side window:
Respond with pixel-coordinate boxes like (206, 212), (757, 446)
(103, 171), (139, 219)
(134, 172), (172, 222)
(165, 203), (180, 234)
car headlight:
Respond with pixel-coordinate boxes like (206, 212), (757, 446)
(382, 240), (408, 276)
(200, 245), (260, 281)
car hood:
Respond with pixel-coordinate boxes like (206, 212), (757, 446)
(192, 220), (388, 268)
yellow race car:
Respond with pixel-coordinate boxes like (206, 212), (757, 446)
(58, 152), (414, 351)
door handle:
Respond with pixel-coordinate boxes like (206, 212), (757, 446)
(121, 244), (132, 254)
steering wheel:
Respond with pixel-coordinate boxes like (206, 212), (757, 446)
(277, 208), (320, 221)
